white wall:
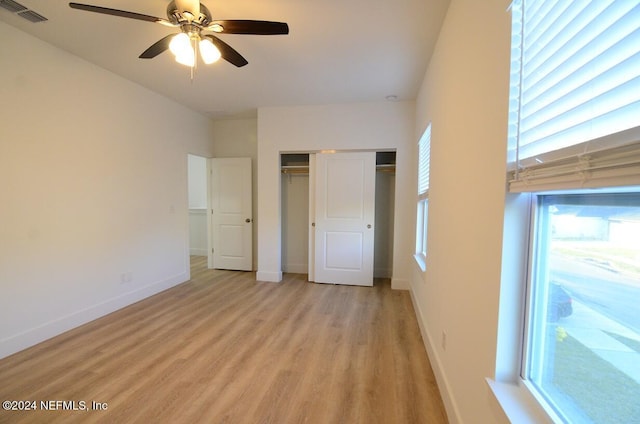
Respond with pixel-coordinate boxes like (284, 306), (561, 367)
(188, 209), (208, 256)
(410, 1), (511, 423)
(188, 154), (208, 209)
(257, 102), (415, 287)
(0, 22), (214, 359)
(188, 155), (208, 256)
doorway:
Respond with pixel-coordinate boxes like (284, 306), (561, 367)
(281, 154), (310, 274)
(187, 154), (209, 258)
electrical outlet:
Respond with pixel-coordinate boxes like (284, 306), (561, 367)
(120, 272), (133, 284)
(441, 330), (447, 351)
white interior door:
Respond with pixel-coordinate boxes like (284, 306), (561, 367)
(314, 152), (376, 286)
(210, 157), (252, 271)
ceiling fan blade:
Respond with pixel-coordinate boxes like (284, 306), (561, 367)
(204, 35), (248, 67)
(208, 20), (289, 35)
(139, 34), (175, 59)
(68, 3), (174, 26)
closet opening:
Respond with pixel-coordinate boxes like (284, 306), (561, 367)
(374, 151), (396, 280)
(281, 153), (310, 275)
(280, 151), (396, 283)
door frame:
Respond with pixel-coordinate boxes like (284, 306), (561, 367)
(206, 158), (213, 269)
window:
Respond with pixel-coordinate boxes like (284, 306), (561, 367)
(526, 192), (640, 423)
(416, 124), (431, 266)
(504, 1), (640, 422)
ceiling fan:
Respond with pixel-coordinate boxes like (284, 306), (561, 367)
(69, 0), (289, 68)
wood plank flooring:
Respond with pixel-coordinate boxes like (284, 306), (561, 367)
(0, 257), (447, 423)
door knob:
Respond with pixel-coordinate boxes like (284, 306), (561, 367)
(245, 218), (252, 223)
(367, 224), (372, 229)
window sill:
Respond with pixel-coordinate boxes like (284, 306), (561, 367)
(413, 253), (426, 273)
(486, 379), (557, 424)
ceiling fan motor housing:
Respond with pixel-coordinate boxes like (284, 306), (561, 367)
(166, 0), (212, 27)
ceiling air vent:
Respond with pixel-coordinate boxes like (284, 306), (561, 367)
(0, 0), (47, 22)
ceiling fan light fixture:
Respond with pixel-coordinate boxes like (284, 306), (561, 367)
(169, 33), (191, 56)
(175, 51), (195, 67)
(170, 33), (195, 66)
(199, 38), (221, 64)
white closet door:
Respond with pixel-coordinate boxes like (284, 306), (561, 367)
(210, 157), (252, 271)
(314, 152), (376, 286)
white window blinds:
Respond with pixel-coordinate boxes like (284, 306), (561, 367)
(508, 0), (640, 192)
(418, 124), (431, 197)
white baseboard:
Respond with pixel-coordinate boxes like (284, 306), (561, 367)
(282, 263), (308, 274)
(375, 267), (392, 279)
(409, 282), (462, 424)
(256, 270), (282, 282)
(0, 272), (188, 360)
(391, 277), (410, 290)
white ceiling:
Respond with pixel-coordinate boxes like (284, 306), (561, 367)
(1, 0), (449, 119)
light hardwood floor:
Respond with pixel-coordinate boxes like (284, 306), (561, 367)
(0, 257), (447, 423)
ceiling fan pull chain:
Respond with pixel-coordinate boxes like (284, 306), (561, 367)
(191, 37), (197, 82)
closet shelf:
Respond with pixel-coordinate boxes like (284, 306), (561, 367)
(281, 164), (395, 174)
(376, 164), (396, 173)
(281, 165), (309, 175)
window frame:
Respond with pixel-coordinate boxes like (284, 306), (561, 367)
(493, 187), (640, 423)
(415, 123), (432, 271)
(416, 197), (428, 261)
(519, 193), (559, 420)
(521, 189), (640, 422)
